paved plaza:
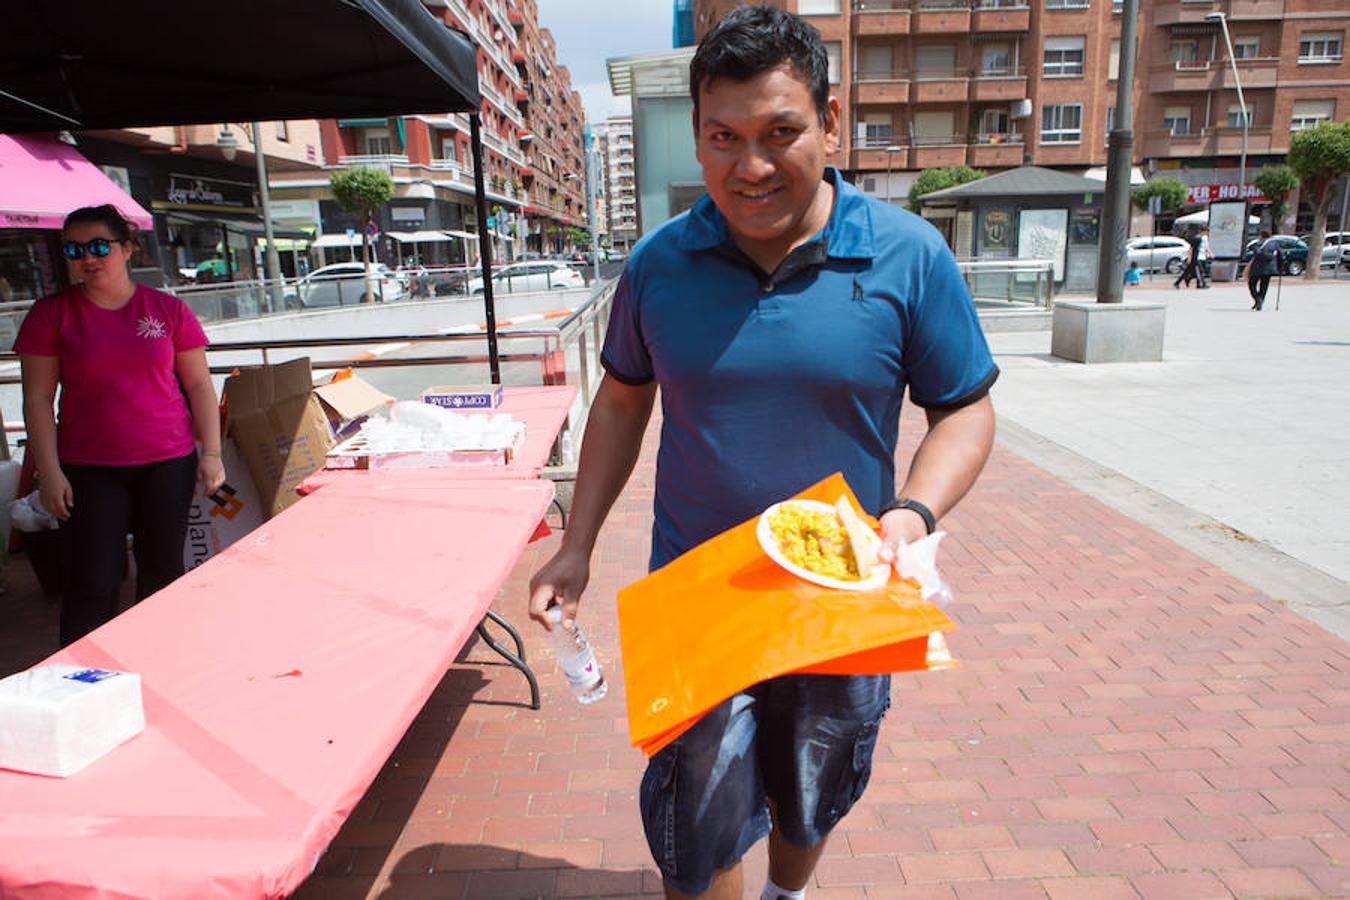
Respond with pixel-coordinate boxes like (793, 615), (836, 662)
(2, 276), (1346, 898)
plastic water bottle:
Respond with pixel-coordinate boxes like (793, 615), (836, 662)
(547, 606), (607, 704)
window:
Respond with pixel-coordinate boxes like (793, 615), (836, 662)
(1226, 104), (1253, 128)
(980, 43), (1013, 75)
(861, 44), (895, 79)
(797, 0), (840, 12)
(440, 138), (458, 163)
(365, 129), (391, 155)
(1299, 31), (1342, 63)
(979, 108), (1011, 135)
(825, 42), (841, 84)
(1046, 0), (1089, 8)
(1044, 36), (1086, 77)
(1040, 103), (1082, 142)
(1109, 38), (1120, 79)
(1169, 40), (1199, 66)
(859, 112), (894, 147)
(1105, 105), (1115, 145)
(1233, 37), (1261, 60)
(1163, 106), (1190, 136)
(276, 122), (289, 142)
(916, 44), (958, 78)
(1291, 99), (1335, 131)
(913, 111), (956, 144)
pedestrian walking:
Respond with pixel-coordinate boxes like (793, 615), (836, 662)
(1248, 229), (1281, 310)
(1197, 226), (1212, 288)
(14, 204), (225, 647)
(527, 8), (997, 899)
(1174, 227), (1208, 289)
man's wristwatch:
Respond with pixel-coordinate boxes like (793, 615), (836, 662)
(878, 497), (936, 535)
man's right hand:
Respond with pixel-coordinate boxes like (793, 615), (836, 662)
(528, 546), (591, 631)
(38, 468), (73, 521)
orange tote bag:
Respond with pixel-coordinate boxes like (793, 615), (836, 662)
(619, 472), (955, 756)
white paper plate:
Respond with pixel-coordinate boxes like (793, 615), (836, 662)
(757, 499), (890, 592)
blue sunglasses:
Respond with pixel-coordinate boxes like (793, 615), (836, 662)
(61, 238), (122, 260)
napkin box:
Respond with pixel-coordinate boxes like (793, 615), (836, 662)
(0, 665), (145, 777)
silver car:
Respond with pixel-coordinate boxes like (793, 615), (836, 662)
(1300, 231), (1350, 270)
(285, 263), (407, 309)
(466, 261), (584, 294)
(1125, 236), (1192, 274)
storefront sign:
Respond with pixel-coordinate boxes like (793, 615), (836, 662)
(1186, 183), (1265, 205)
(165, 174), (252, 208)
(390, 207), (425, 223)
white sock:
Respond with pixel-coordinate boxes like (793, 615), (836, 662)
(761, 877), (806, 900)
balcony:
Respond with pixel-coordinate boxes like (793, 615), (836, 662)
(911, 140), (968, 167)
(850, 146), (910, 169)
(969, 70), (1027, 101)
(971, 3), (1030, 31)
(913, 0), (971, 33)
(911, 73), (969, 103)
(1153, 0), (1219, 26)
(336, 154), (410, 173)
(1228, 0), (1284, 20)
(1138, 126), (1274, 158)
(853, 74), (911, 103)
(853, 0), (911, 36)
(968, 134), (1025, 166)
(1223, 57), (1279, 89)
(1148, 61), (1218, 93)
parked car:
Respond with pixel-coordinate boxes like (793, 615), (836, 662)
(466, 260), (584, 294)
(1299, 231), (1350, 270)
(285, 263), (407, 308)
(1240, 235), (1308, 276)
(1125, 236), (1192, 274)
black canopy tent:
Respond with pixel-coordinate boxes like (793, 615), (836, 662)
(1, 0), (505, 381)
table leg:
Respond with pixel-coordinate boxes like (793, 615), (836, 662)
(477, 611), (540, 710)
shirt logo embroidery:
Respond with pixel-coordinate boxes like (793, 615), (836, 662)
(136, 316), (167, 339)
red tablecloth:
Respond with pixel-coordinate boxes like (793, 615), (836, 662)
(0, 477), (553, 899)
(299, 384), (578, 495)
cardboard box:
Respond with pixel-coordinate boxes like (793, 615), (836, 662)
(421, 384), (504, 410)
(314, 374), (395, 440)
(182, 438), (265, 570)
(224, 358), (334, 518)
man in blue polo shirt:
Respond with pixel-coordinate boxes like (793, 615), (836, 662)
(529, 7), (997, 899)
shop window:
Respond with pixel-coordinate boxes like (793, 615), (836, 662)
(1043, 36), (1085, 77)
(1040, 103), (1082, 143)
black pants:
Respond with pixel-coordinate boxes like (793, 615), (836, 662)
(1248, 273), (1272, 308)
(58, 452), (197, 646)
(1175, 258), (1206, 288)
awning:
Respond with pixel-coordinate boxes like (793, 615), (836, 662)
(388, 230), (460, 244)
(0, 133), (153, 230)
(163, 209), (311, 240)
(444, 229), (478, 240)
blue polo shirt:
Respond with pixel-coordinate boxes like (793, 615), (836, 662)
(602, 168), (997, 570)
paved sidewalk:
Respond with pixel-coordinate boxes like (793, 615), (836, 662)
(283, 406), (1350, 900)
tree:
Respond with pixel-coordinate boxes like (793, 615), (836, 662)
(1131, 176), (1188, 215)
(907, 166), (986, 213)
(330, 167), (394, 300)
(1289, 119), (1350, 280)
(1253, 165), (1299, 234)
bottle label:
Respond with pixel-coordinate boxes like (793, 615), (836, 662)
(560, 647), (601, 689)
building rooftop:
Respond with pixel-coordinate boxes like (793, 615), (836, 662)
(920, 166), (1107, 201)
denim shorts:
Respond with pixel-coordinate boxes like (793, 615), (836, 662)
(638, 673), (890, 896)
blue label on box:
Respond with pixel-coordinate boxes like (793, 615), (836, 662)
(63, 668), (120, 684)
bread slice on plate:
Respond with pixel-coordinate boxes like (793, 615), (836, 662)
(835, 496), (879, 574)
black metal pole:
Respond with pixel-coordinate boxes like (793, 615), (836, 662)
(1096, 0), (1140, 304)
(469, 113), (502, 384)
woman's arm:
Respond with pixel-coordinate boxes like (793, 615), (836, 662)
(175, 347), (225, 494)
(20, 354), (73, 519)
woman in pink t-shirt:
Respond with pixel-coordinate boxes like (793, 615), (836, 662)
(15, 204), (226, 647)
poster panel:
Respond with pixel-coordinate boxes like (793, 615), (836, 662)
(1017, 208), (1069, 281)
(1207, 200), (1248, 260)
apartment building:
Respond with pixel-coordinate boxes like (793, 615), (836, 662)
(271, 0), (586, 265)
(692, 0), (1348, 224)
(598, 116), (640, 251)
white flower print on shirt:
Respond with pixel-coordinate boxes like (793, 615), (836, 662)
(136, 316), (167, 340)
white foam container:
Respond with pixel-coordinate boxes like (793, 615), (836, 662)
(0, 664), (145, 777)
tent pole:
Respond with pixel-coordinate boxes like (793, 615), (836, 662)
(469, 112), (501, 384)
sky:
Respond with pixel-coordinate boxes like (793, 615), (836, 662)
(535, 0), (676, 125)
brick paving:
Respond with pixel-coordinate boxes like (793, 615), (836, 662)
(3, 405), (1347, 898)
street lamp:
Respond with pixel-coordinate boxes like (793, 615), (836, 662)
(1205, 11), (1248, 200)
(884, 145), (903, 205)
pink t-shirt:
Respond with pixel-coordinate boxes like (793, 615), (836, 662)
(14, 284), (209, 466)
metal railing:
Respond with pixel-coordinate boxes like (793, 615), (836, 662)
(958, 259), (1056, 308)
